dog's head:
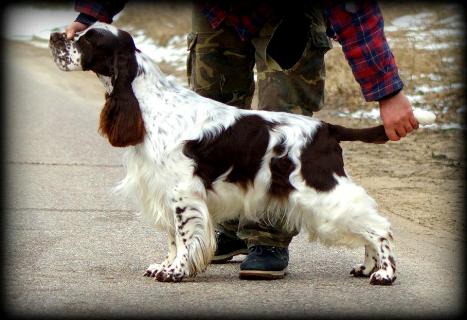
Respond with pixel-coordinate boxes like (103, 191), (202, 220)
(49, 22), (136, 76)
(49, 23), (145, 147)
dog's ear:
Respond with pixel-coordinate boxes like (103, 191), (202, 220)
(99, 33), (145, 147)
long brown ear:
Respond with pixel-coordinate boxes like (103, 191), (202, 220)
(99, 35), (145, 147)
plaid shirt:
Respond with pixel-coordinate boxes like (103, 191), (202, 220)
(75, 0), (126, 24)
(74, 0), (403, 101)
(324, 1), (403, 101)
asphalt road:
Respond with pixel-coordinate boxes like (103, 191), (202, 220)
(3, 41), (464, 318)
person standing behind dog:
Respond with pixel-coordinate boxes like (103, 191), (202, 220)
(65, 0), (419, 280)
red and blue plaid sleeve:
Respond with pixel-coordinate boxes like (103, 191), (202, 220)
(200, 3), (226, 29)
(75, 0), (126, 24)
(324, 1), (404, 101)
(200, 2), (272, 41)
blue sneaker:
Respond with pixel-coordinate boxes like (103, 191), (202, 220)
(239, 245), (289, 279)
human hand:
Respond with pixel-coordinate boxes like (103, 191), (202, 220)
(379, 91), (419, 141)
(65, 21), (89, 40)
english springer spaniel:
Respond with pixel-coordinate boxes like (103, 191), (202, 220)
(49, 23), (435, 285)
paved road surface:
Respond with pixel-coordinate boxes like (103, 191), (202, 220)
(3, 41), (463, 318)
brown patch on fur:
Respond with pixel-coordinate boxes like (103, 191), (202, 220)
(272, 136), (287, 155)
(269, 154), (296, 199)
(99, 33), (145, 146)
(77, 29), (145, 147)
(183, 115), (273, 189)
(388, 255), (396, 271)
(300, 124), (346, 192)
(100, 88), (146, 147)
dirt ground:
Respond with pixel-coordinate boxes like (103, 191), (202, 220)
(319, 111), (465, 239)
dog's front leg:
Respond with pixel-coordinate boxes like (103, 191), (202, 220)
(155, 188), (216, 282)
(144, 230), (176, 277)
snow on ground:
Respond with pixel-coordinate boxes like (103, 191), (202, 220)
(336, 107), (464, 130)
(385, 10), (464, 50)
(2, 4), (186, 73)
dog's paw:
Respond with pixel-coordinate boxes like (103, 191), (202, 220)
(144, 263), (163, 277)
(155, 267), (186, 282)
(369, 269), (396, 285)
(350, 264), (376, 277)
(154, 262), (187, 282)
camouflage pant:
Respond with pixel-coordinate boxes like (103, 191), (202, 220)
(187, 5), (332, 248)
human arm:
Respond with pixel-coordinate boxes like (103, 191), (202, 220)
(324, 1), (418, 141)
(65, 0), (127, 39)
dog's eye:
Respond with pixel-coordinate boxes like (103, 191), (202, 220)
(85, 29), (97, 37)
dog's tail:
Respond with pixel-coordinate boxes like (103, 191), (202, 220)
(328, 123), (388, 144)
(328, 109), (436, 144)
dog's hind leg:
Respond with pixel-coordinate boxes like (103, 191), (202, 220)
(338, 194), (397, 285)
(344, 185), (397, 285)
(298, 177), (396, 285)
(338, 188), (396, 285)
(349, 244), (378, 277)
(155, 185), (216, 282)
(356, 229), (397, 285)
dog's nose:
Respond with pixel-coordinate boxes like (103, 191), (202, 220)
(49, 32), (66, 44)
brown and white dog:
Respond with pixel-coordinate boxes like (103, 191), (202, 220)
(49, 23), (434, 284)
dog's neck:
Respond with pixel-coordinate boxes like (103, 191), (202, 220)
(96, 50), (178, 97)
(97, 74), (114, 94)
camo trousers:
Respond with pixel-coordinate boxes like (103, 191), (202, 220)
(187, 4), (332, 248)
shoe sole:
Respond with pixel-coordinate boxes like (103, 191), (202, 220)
(239, 269), (287, 280)
(211, 249), (249, 264)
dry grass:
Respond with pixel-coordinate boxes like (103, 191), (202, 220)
(115, 2), (192, 45)
(115, 2), (465, 124)
(381, 2), (465, 124)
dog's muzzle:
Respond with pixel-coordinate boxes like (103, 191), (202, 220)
(49, 32), (82, 71)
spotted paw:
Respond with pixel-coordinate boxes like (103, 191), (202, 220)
(144, 263), (163, 277)
(350, 264), (375, 277)
(369, 270), (396, 285)
(154, 265), (186, 282)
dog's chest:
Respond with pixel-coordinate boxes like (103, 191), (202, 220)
(120, 146), (193, 223)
